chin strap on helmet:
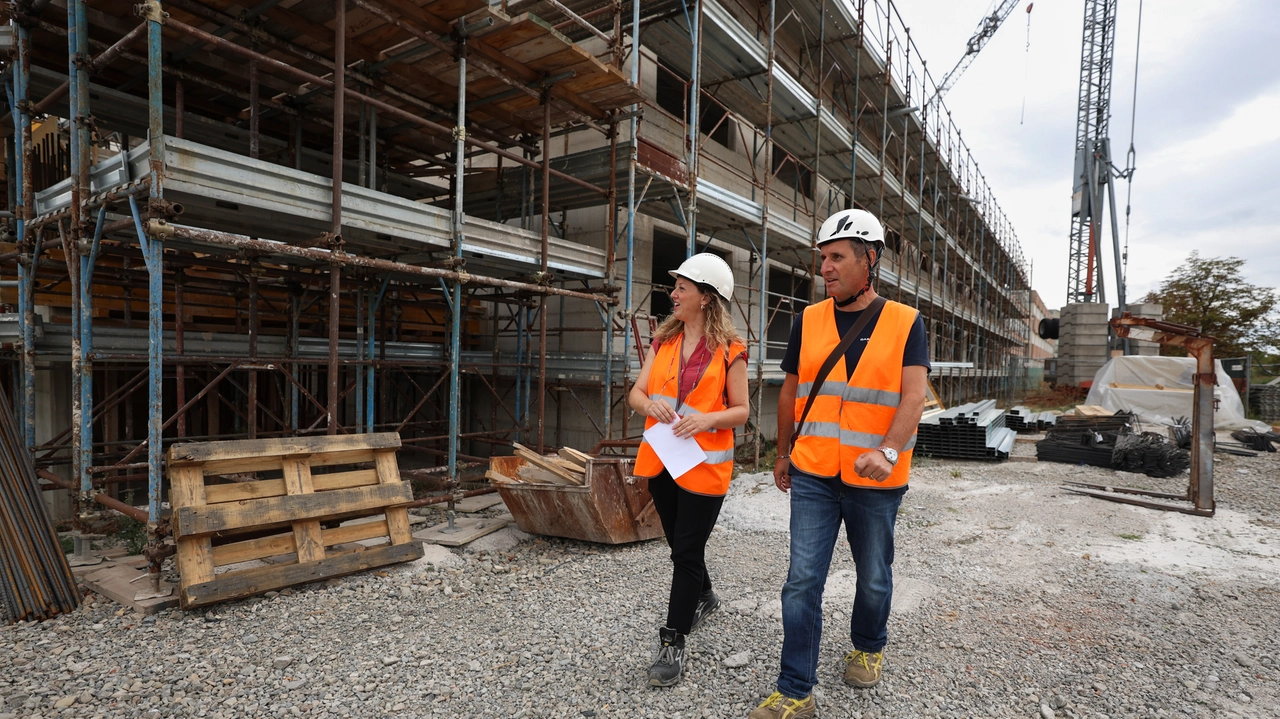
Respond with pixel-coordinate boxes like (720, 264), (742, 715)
(834, 241), (880, 307)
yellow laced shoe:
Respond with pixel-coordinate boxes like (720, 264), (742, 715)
(843, 649), (884, 688)
(746, 691), (817, 719)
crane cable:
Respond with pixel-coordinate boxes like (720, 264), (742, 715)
(1121, 0), (1143, 288)
(1020, 3), (1033, 125)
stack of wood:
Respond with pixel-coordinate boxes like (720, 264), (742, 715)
(487, 443), (591, 486)
(1072, 404), (1115, 417)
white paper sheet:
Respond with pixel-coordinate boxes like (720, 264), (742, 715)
(642, 415), (708, 479)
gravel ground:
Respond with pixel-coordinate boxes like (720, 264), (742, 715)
(2, 449), (1278, 719)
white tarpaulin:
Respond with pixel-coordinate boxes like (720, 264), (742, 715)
(1084, 355), (1270, 431)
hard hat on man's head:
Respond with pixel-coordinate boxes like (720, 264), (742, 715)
(669, 253), (734, 301)
(817, 208), (885, 249)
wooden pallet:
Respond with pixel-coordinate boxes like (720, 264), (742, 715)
(167, 433), (423, 609)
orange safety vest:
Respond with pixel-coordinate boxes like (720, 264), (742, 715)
(790, 298), (917, 488)
(634, 334), (745, 496)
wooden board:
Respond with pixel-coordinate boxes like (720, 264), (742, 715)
(413, 515), (512, 547)
(512, 443), (584, 484)
(182, 543), (424, 608)
(453, 493), (506, 513)
(167, 433), (401, 465)
(203, 469), (379, 504)
(556, 448), (589, 470)
(168, 434), (422, 609)
(174, 484), (413, 538)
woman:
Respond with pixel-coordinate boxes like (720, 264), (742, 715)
(629, 253), (749, 687)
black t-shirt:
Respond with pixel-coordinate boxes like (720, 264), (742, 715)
(779, 305), (931, 377)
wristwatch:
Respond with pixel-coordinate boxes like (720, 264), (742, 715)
(876, 446), (898, 465)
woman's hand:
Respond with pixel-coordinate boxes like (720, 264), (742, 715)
(671, 412), (715, 438)
(645, 399), (678, 424)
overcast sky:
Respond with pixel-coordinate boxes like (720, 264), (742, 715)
(893, 0), (1280, 311)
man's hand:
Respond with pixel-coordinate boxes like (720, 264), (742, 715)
(853, 450), (894, 482)
(671, 412), (715, 438)
(773, 457), (792, 493)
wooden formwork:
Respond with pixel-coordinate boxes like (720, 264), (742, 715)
(167, 433), (423, 609)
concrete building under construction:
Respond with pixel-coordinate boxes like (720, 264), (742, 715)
(0, 0), (1030, 525)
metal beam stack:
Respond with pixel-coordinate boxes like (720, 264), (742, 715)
(0, 386), (81, 622)
(1005, 406), (1059, 433)
(1035, 410), (1136, 468)
(1249, 384), (1280, 423)
(917, 400), (1017, 460)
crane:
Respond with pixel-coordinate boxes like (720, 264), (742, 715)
(1065, 0), (1136, 308)
(931, 0), (1030, 103)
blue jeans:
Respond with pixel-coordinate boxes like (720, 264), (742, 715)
(776, 469), (907, 699)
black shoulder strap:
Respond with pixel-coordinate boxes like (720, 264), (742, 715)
(794, 297), (887, 436)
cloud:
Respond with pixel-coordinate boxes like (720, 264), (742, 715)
(894, 0), (1280, 308)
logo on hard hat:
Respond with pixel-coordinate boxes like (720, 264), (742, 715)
(833, 216), (870, 236)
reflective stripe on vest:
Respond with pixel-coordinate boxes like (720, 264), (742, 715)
(790, 298), (919, 488)
(634, 334), (744, 496)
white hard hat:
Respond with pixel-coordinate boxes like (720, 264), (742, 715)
(669, 253), (734, 301)
(817, 208), (885, 249)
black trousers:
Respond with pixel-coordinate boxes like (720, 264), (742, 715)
(648, 469), (725, 635)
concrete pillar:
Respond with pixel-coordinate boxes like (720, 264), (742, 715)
(35, 363), (74, 522)
(1058, 303), (1111, 387)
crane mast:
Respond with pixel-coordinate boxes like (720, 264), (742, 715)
(1066, 0), (1126, 310)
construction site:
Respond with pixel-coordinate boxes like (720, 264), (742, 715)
(0, 0), (1277, 717)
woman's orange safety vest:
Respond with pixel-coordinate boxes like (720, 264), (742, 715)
(634, 335), (745, 496)
(790, 298), (918, 488)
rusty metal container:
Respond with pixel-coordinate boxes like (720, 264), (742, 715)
(490, 455), (663, 544)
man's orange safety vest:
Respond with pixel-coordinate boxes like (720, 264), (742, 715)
(790, 298), (918, 488)
(634, 335), (745, 496)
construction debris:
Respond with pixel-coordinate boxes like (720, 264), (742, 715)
(167, 433), (423, 609)
(0, 386), (80, 622)
(491, 451), (663, 544)
(916, 400), (1017, 460)
(489, 443), (588, 486)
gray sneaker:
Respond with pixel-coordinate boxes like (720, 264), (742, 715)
(690, 589), (721, 632)
(647, 626), (685, 686)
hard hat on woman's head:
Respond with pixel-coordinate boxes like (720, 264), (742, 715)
(670, 253), (734, 301)
(817, 208), (885, 250)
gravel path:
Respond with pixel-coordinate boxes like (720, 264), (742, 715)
(2, 450), (1278, 719)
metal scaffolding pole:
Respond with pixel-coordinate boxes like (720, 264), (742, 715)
(537, 91), (551, 452)
(685, 0), (703, 258)
(12, 19), (36, 449)
(753, 0), (776, 467)
(142, 0), (166, 524)
(327, 0), (346, 436)
(621, 0), (641, 439)
(446, 30), (470, 528)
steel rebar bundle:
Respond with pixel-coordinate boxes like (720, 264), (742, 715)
(1112, 432), (1192, 477)
(0, 386), (81, 622)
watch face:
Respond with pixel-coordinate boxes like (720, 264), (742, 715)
(880, 447), (897, 463)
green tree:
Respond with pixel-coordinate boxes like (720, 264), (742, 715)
(1143, 252), (1279, 359)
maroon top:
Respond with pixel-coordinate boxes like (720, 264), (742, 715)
(653, 336), (747, 405)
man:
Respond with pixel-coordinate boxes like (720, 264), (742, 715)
(749, 208), (929, 719)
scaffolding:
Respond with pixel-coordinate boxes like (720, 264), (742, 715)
(1, 0), (1029, 568)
